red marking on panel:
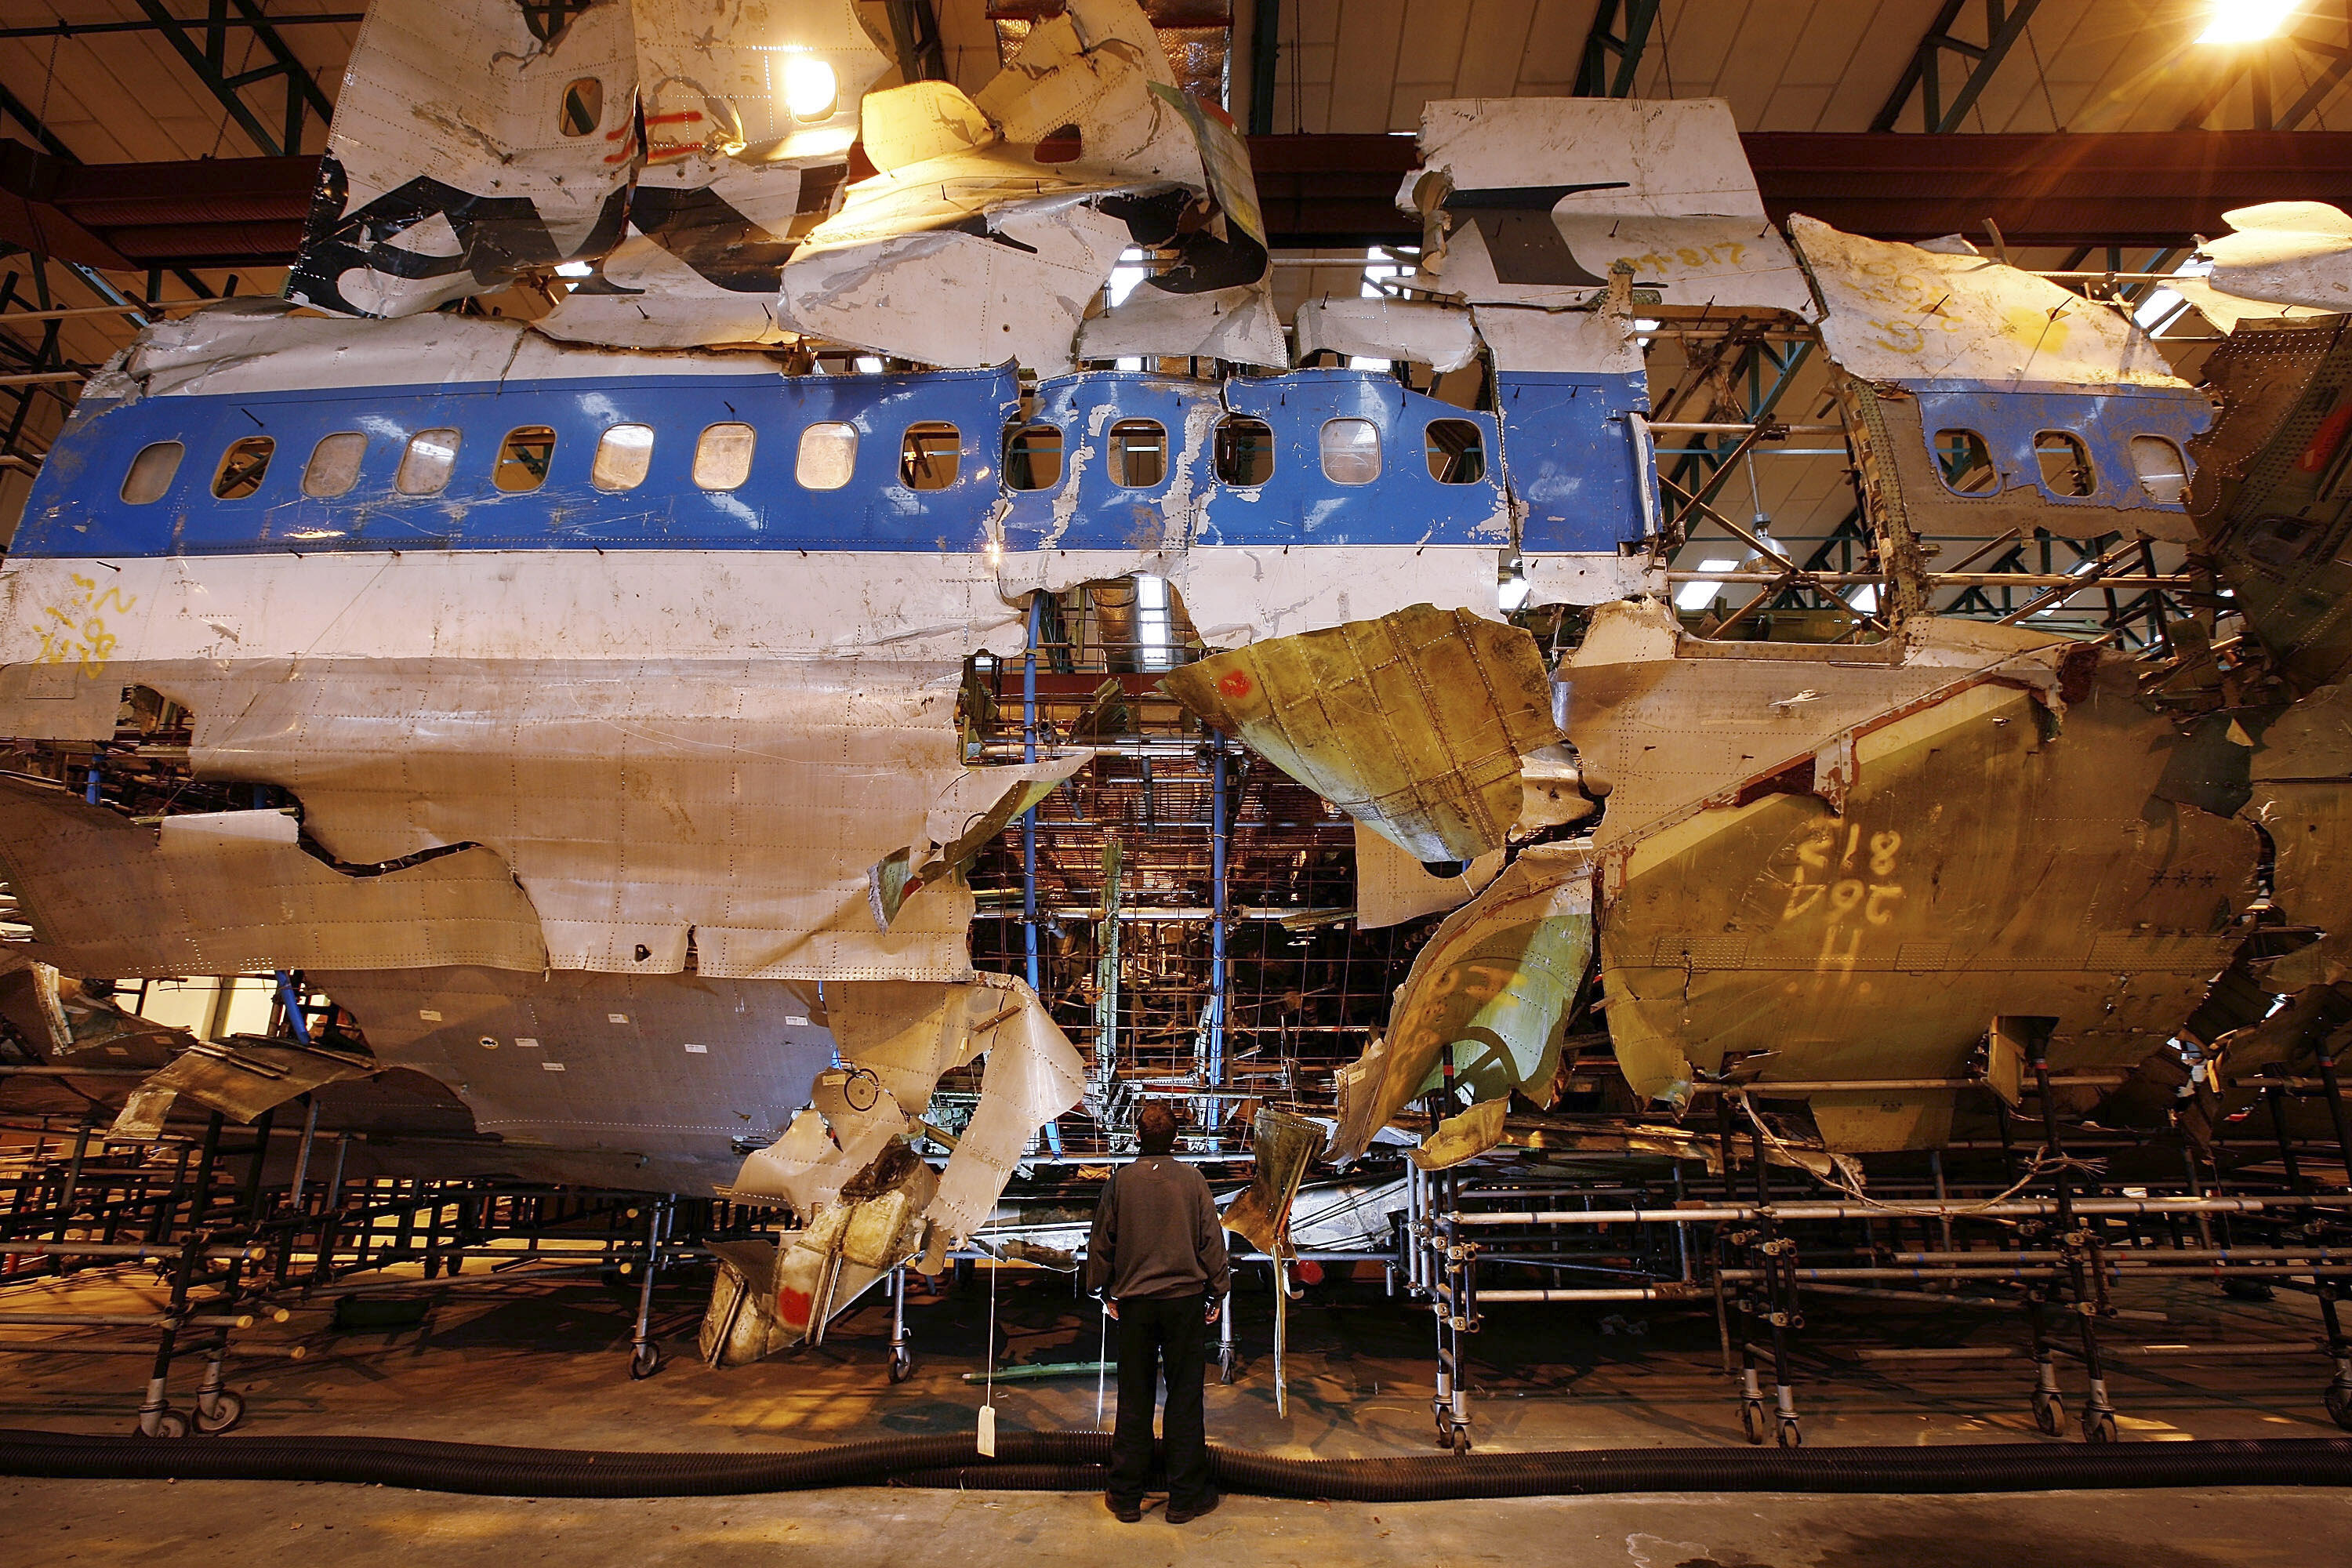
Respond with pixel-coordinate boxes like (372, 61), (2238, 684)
(1216, 670), (1254, 699)
(2298, 401), (2352, 473)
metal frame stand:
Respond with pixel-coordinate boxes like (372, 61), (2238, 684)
(887, 1263), (916, 1383)
(626, 1197), (670, 1380)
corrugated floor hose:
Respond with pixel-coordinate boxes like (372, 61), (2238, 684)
(5, 1428), (2352, 1500)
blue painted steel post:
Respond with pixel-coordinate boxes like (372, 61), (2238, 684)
(275, 971), (312, 1046)
(83, 762), (100, 804)
(1022, 593), (1062, 1156)
(1207, 730), (1229, 1145)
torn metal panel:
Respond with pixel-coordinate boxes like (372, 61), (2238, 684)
(921, 975), (1086, 1243)
(2199, 202), (2352, 314)
(1563, 597), (2082, 852)
(313, 965), (837, 1192)
(1330, 844), (1595, 1163)
(1074, 85), (1287, 368)
(1409, 1097), (1505, 1171)
(0, 778), (548, 980)
(1522, 553), (1667, 608)
(2185, 315), (2352, 693)
(535, 2), (894, 347)
(1160, 604), (1562, 865)
(774, 1141), (938, 1342)
(1220, 1107), (1322, 1258)
(2245, 683), (2352, 990)
(1592, 655), (2257, 1151)
(292, 0), (639, 318)
(1468, 303), (1640, 376)
(969, 0), (1200, 184)
(0, 961), (190, 1064)
(1292, 297), (1477, 373)
(777, 199), (1134, 373)
(1410, 98), (1813, 318)
(127, 1033), (377, 1127)
(1829, 365), (2209, 553)
(1351, 819), (1501, 931)
(869, 754), (1089, 931)
(1790, 216), (2180, 387)
(2162, 274), (2333, 333)
(699, 1239), (795, 1367)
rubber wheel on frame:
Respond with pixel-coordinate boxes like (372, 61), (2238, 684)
(629, 1342), (665, 1381)
(194, 1390), (245, 1435)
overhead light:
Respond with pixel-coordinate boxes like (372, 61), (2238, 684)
(783, 56), (838, 122)
(2198, 1), (2301, 42)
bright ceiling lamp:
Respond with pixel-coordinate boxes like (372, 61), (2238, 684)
(2198, 1), (2303, 43)
(783, 55), (839, 122)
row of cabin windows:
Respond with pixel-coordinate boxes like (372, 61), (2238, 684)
(1933, 428), (2192, 505)
(115, 414), (1494, 507)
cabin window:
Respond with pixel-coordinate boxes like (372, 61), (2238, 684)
(592, 423), (654, 491)
(1425, 419), (1486, 485)
(1006, 423), (1063, 490)
(212, 436), (274, 500)
(2132, 435), (2190, 504)
(395, 428), (461, 495)
(2034, 430), (2095, 498)
(693, 423), (757, 490)
(493, 426), (557, 493)
(1111, 419), (1167, 488)
(1214, 416), (1275, 485)
(899, 422), (961, 490)
(559, 78), (601, 137)
(2242, 513), (2323, 569)
(1319, 417), (1381, 485)
(1932, 428), (1998, 495)
(121, 441), (183, 505)
(796, 422), (856, 490)
(303, 432), (365, 498)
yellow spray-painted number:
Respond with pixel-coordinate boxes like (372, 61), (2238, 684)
(1613, 241), (1748, 275)
(34, 573), (136, 675)
(1781, 825), (1904, 949)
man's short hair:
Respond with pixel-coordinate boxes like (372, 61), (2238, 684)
(1137, 1102), (1179, 1155)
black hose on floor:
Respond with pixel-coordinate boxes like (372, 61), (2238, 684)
(4, 1428), (2350, 1500)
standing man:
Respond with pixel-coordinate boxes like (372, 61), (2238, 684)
(1085, 1101), (1231, 1523)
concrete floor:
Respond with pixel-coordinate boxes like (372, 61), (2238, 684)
(3, 1258), (2350, 1565)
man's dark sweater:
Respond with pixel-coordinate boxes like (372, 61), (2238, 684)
(1084, 1154), (1232, 1300)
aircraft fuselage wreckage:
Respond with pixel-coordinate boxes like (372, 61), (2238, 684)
(3, 0), (2350, 1344)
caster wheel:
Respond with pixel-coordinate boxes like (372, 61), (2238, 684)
(2323, 1385), (2351, 1432)
(140, 1410), (189, 1439)
(2032, 1392), (2065, 1436)
(888, 1352), (915, 1385)
(194, 1390), (246, 1436)
(1776, 1417), (1802, 1450)
(629, 1342), (665, 1381)
(1218, 1359), (1236, 1387)
(1450, 1429), (1472, 1456)
(2083, 1410), (2118, 1444)
(1740, 1399), (1766, 1446)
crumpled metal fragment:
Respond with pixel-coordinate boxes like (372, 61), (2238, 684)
(1330, 844), (1595, 1163)
(109, 1033), (377, 1138)
(1221, 1108), (1322, 1258)
(1160, 604), (1562, 866)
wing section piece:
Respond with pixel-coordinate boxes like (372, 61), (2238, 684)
(1160, 604), (1563, 865)
(2199, 201), (2352, 314)
(1329, 843), (1595, 1163)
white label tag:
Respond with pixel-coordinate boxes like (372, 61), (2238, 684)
(419, 1010), (442, 1022)
(514, 1036), (539, 1049)
(608, 1014), (630, 1024)
(542, 1062), (566, 1072)
(976, 1404), (996, 1457)
(684, 1043), (707, 1054)
(784, 1015), (810, 1027)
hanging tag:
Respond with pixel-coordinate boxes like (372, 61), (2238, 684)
(977, 1403), (997, 1457)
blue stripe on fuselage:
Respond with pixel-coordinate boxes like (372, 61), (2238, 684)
(13, 364), (1549, 561)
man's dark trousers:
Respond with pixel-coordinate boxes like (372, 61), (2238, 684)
(1108, 1291), (1212, 1511)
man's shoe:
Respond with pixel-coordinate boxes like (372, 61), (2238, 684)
(1166, 1494), (1221, 1524)
(1105, 1497), (1142, 1523)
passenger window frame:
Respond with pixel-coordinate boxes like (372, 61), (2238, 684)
(2033, 429), (2096, 499)
(1424, 418), (1486, 486)
(394, 427), (463, 496)
(693, 422), (758, 492)
(1005, 422), (1065, 492)
(1930, 427), (1999, 496)
(591, 423), (655, 492)
(211, 435), (276, 501)
(559, 78), (602, 138)
(1213, 416), (1276, 487)
(121, 440), (185, 505)
(302, 431), (367, 499)
(898, 421), (963, 492)
(492, 425), (558, 494)
(1109, 418), (1168, 490)
(796, 422), (858, 491)
(2130, 434), (2190, 505)
(1319, 417), (1382, 486)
